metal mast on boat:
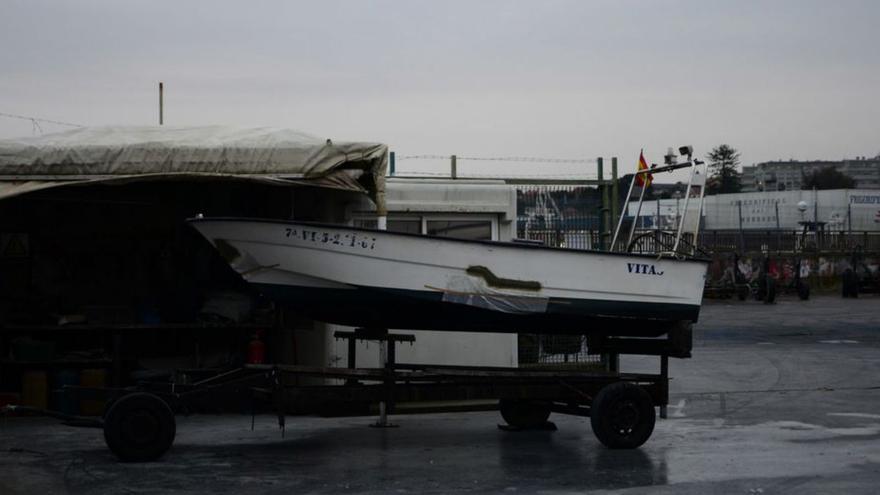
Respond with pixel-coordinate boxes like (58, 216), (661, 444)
(611, 146), (708, 258)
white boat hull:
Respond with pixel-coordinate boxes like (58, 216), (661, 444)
(189, 218), (708, 336)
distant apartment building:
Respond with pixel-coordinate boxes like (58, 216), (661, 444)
(741, 156), (880, 192)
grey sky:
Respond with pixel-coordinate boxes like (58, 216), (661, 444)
(2, 0), (878, 181)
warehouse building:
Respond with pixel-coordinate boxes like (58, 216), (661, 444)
(627, 188), (880, 231)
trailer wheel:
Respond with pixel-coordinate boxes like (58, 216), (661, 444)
(103, 393), (176, 462)
(499, 399), (551, 429)
(590, 382), (655, 449)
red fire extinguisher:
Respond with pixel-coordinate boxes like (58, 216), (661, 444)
(247, 330), (266, 364)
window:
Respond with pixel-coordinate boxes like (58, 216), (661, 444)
(387, 219), (421, 235)
(353, 218), (377, 229)
(426, 220), (492, 240)
(352, 215), (497, 240)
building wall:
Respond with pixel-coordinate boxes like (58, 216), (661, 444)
(628, 189), (880, 231)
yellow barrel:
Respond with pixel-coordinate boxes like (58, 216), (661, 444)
(21, 370), (48, 410)
(80, 368), (108, 416)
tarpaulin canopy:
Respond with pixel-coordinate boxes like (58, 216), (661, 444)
(0, 125), (388, 212)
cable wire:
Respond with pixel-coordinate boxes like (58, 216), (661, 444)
(0, 111), (85, 129)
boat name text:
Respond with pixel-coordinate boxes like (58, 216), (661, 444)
(284, 228), (376, 250)
(627, 263), (663, 276)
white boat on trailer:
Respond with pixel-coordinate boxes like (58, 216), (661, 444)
(4, 138), (712, 461)
(189, 146), (710, 338)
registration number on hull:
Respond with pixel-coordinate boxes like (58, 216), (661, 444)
(285, 227), (376, 250)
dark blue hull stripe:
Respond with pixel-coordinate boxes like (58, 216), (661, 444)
(253, 283), (699, 337)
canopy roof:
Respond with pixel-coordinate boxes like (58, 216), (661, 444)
(0, 125), (388, 208)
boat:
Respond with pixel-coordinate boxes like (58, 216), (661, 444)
(189, 146), (710, 338)
(188, 224), (707, 338)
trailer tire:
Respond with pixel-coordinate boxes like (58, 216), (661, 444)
(590, 382), (655, 449)
(499, 399), (551, 429)
(103, 393), (175, 462)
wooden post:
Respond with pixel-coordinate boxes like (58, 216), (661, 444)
(451, 155), (457, 179)
(389, 151), (396, 176)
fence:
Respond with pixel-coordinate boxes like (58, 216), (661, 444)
(696, 229), (880, 254)
(517, 216), (880, 256)
(518, 334), (600, 369)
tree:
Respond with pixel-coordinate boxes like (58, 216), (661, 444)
(706, 144), (742, 194)
(802, 166), (856, 190)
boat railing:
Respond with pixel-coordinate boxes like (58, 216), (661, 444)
(610, 146), (708, 259)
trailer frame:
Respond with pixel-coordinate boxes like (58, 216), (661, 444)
(3, 324), (690, 461)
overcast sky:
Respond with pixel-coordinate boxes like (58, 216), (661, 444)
(2, 0), (878, 181)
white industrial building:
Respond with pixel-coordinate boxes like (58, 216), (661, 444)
(628, 189), (880, 231)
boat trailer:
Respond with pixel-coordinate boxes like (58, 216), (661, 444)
(3, 146), (705, 462)
(3, 324), (691, 462)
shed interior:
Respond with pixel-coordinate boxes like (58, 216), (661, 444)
(0, 180), (359, 411)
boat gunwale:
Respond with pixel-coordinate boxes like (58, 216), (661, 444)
(187, 216), (711, 263)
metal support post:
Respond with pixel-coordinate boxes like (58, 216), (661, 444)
(659, 355), (669, 419)
(597, 157), (605, 251)
(690, 161), (708, 254)
(370, 329), (405, 428)
(347, 338), (357, 369)
(611, 167), (638, 250)
(451, 154), (457, 179)
(737, 200), (745, 252)
(626, 182), (649, 250)
(376, 339), (389, 426)
(603, 172), (611, 250)
(611, 157), (619, 240)
(672, 161), (697, 255)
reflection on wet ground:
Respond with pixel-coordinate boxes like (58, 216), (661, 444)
(2, 296), (879, 493)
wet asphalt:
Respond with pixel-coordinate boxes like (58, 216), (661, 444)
(2, 295), (879, 494)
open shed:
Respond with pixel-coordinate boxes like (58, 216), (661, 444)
(0, 126), (387, 410)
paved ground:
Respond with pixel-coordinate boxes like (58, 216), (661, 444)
(2, 295), (879, 494)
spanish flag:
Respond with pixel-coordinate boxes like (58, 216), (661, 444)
(635, 150), (652, 187)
